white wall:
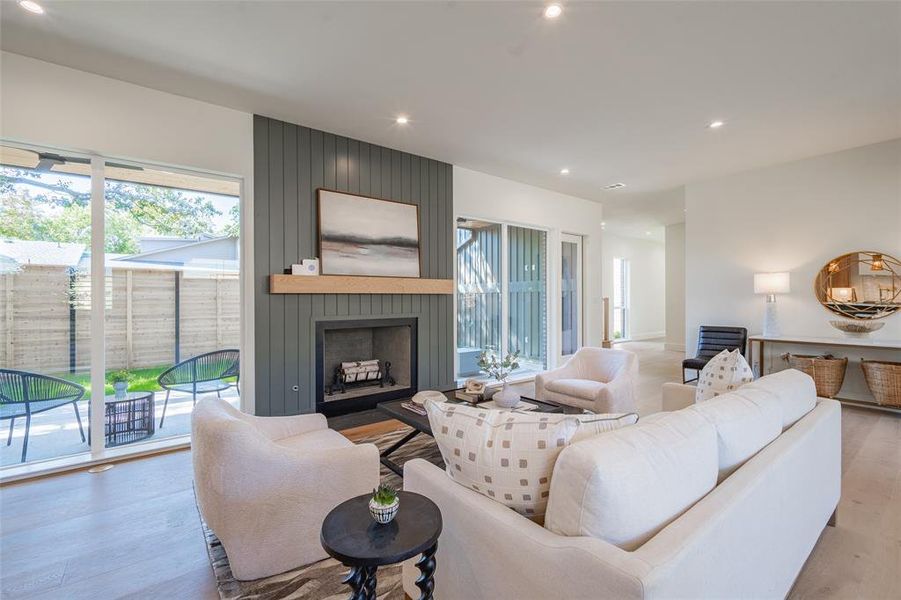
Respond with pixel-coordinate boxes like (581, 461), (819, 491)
(685, 138), (901, 399)
(0, 52), (257, 410)
(665, 222), (686, 352)
(454, 167), (604, 363)
(602, 233), (667, 341)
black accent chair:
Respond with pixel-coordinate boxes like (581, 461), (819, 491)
(157, 349), (239, 428)
(682, 326), (748, 383)
(0, 369), (87, 463)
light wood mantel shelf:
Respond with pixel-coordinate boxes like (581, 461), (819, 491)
(269, 274), (454, 295)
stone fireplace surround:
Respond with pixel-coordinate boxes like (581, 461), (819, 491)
(315, 317), (418, 416)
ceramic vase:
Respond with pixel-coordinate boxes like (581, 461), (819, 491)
(114, 381), (128, 400)
(369, 497), (399, 524)
(492, 382), (520, 408)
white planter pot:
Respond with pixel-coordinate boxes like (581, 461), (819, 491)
(113, 381), (128, 400)
(492, 382), (520, 408)
(369, 497), (399, 524)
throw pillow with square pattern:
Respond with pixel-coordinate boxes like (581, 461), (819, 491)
(695, 349), (754, 402)
(425, 400), (638, 519)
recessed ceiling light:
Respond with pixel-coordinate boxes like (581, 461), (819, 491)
(395, 116), (409, 125)
(560, 168), (570, 175)
(707, 120), (725, 129)
(544, 4), (563, 19)
(645, 231), (651, 235)
(18, 0), (44, 13)
(603, 183), (626, 190)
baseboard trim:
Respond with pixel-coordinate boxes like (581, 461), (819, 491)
(628, 331), (666, 341)
(664, 343), (686, 352)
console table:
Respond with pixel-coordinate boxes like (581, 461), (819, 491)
(749, 334), (901, 412)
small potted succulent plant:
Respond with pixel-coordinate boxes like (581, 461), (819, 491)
(478, 348), (521, 408)
(108, 370), (131, 400)
(369, 483), (399, 524)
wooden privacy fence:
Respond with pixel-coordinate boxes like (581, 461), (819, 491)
(0, 265), (239, 374)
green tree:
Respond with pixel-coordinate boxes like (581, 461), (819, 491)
(1, 169), (224, 239)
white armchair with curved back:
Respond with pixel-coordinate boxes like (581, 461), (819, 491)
(535, 347), (639, 413)
(192, 398), (380, 580)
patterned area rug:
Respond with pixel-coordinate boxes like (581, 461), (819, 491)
(199, 426), (444, 600)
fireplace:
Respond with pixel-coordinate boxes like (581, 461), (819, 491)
(315, 318), (418, 416)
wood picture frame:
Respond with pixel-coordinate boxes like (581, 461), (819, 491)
(316, 188), (422, 278)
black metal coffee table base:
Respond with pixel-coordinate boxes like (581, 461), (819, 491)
(379, 429), (420, 476)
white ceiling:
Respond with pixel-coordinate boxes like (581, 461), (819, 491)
(1, 0), (899, 215)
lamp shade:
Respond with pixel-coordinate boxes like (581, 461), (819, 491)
(754, 272), (791, 295)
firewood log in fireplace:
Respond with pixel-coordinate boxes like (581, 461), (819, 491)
(328, 359), (395, 395)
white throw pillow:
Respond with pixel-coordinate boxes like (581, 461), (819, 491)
(545, 408), (718, 550)
(696, 349), (753, 402)
(425, 400), (637, 519)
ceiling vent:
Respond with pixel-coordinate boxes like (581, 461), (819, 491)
(603, 183), (626, 190)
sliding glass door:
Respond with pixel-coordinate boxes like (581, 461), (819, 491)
(1, 142), (241, 470)
(456, 219), (548, 379)
(507, 226), (547, 372)
(1, 145), (95, 466)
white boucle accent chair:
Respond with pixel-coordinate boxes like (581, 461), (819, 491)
(402, 369), (840, 599)
(192, 398), (380, 581)
(535, 347), (639, 413)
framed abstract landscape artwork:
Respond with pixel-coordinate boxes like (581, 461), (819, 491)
(317, 189), (421, 277)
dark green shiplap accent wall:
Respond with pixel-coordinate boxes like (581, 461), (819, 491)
(253, 115), (454, 416)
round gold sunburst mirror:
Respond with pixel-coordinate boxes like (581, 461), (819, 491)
(814, 251), (901, 321)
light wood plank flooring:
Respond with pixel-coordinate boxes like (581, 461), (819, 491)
(1, 341), (897, 599)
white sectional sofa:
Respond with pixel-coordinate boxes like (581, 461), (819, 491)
(402, 369), (841, 599)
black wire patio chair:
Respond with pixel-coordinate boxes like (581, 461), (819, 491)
(157, 349), (240, 428)
(0, 369), (87, 463)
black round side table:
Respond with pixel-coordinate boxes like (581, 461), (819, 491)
(320, 491), (442, 600)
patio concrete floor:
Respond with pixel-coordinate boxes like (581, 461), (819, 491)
(1, 389), (240, 468)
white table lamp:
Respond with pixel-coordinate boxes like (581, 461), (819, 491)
(754, 272), (790, 337)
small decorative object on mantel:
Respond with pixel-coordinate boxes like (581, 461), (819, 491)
(478, 348), (521, 408)
(291, 258), (319, 276)
(369, 483), (400, 524)
(828, 320), (885, 338)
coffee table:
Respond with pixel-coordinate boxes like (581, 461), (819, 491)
(377, 388), (562, 476)
(320, 491), (442, 600)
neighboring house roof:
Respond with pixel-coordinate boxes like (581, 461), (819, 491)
(0, 239), (86, 268)
(115, 235), (237, 264)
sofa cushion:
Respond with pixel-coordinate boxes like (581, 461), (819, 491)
(544, 408), (718, 550)
(545, 378), (605, 399)
(689, 388), (782, 481)
(696, 349), (754, 402)
(743, 369), (817, 429)
(426, 400), (637, 519)
(274, 427), (354, 452)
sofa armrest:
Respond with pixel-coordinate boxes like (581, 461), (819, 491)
(234, 411), (328, 441)
(661, 382), (696, 412)
(401, 459), (649, 600)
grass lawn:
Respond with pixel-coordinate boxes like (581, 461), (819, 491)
(53, 366), (169, 396)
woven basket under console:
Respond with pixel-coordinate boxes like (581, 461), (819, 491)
(782, 354), (848, 399)
(861, 360), (901, 408)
